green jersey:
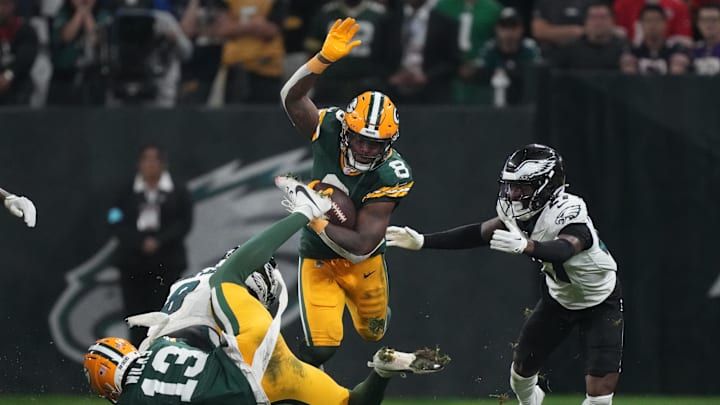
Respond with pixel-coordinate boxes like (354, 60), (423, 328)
(118, 337), (256, 405)
(435, 0), (502, 60)
(305, 1), (390, 82)
(299, 107), (414, 259)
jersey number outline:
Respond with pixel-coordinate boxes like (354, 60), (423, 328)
(389, 160), (410, 179)
(162, 280), (200, 314)
(141, 345), (209, 402)
(545, 263), (571, 284)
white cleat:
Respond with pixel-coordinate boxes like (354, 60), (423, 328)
(367, 347), (451, 378)
(533, 385), (545, 405)
(275, 175), (332, 220)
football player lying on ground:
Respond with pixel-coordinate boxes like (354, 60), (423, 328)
(386, 144), (622, 405)
(0, 187), (36, 227)
(281, 17), (415, 370)
(84, 175), (449, 405)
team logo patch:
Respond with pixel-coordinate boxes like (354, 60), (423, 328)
(555, 204), (581, 225)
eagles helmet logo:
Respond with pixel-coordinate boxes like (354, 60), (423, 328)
(49, 149), (312, 363)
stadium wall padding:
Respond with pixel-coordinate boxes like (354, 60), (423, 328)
(535, 72), (720, 395)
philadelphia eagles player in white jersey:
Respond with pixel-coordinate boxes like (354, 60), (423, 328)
(385, 144), (623, 405)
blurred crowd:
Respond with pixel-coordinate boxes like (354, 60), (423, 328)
(1, 0), (719, 108)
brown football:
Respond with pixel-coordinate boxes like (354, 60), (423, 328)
(312, 182), (357, 229)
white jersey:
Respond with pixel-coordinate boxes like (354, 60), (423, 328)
(529, 191), (617, 310)
(129, 267), (219, 352)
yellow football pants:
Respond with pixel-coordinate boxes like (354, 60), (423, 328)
(298, 254), (389, 347)
(212, 282), (350, 404)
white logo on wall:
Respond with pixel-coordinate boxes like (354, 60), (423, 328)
(48, 149), (312, 363)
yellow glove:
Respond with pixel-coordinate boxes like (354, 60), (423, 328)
(308, 218), (329, 234)
(320, 18), (362, 62)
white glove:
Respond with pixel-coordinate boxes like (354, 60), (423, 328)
(385, 225), (424, 250)
(4, 195), (36, 227)
(490, 228), (528, 254)
(245, 260), (281, 308)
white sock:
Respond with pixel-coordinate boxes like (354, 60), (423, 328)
(510, 363), (543, 405)
(581, 393), (614, 405)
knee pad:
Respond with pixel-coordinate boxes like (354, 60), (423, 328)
(297, 344), (338, 367)
(582, 393), (613, 405)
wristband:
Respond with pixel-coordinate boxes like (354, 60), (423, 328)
(306, 54), (332, 74)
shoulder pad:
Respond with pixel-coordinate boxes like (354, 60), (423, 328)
(544, 192), (588, 227)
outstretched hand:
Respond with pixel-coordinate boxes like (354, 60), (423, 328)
(320, 18), (362, 62)
(385, 226), (424, 250)
(4, 195), (36, 227)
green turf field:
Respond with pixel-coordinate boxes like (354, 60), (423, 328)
(1, 396), (719, 405)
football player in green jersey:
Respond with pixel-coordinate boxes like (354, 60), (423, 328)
(280, 17), (415, 368)
(83, 177), (448, 405)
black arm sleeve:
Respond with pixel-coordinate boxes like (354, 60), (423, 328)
(559, 223), (593, 250)
(527, 223), (593, 262)
(423, 223), (488, 249)
(528, 239), (576, 262)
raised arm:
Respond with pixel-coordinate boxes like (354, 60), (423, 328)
(280, 17), (362, 138)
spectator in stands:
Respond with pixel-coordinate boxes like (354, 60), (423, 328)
(48, 0), (112, 105)
(435, 0), (502, 104)
(694, 3), (720, 75)
(614, 0), (692, 47)
(620, 4), (690, 74)
(176, 0), (227, 105)
(304, 0), (393, 104)
(107, 1), (193, 107)
(532, 0), (594, 55)
(499, 0), (532, 33)
(282, 0), (324, 84)
(386, 0), (460, 104)
(0, 0), (38, 106)
(108, 143), (193, 347)
(218, 0), (287, 104)
(435, 0), (502, 61)
(459, 6), (541, 104)
(552, 2), (627, 70)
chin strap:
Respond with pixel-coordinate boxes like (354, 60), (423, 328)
(114, 350), (143, 393)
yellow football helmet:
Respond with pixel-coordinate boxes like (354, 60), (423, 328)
(340, 91), (400, 172)
(84, 337), (141, 403)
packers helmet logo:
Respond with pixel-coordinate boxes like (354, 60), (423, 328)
(347, 97), (358, 113)
(49, 149), (312, 363)
(344, 91), (399, 141)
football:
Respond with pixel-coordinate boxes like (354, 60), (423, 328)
(312, 182), (357, 229)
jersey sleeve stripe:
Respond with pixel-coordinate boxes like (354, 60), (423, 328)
(312, 109), (328, 142)
(362, 181), (414, 201)
(211, 285), (240, 336)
